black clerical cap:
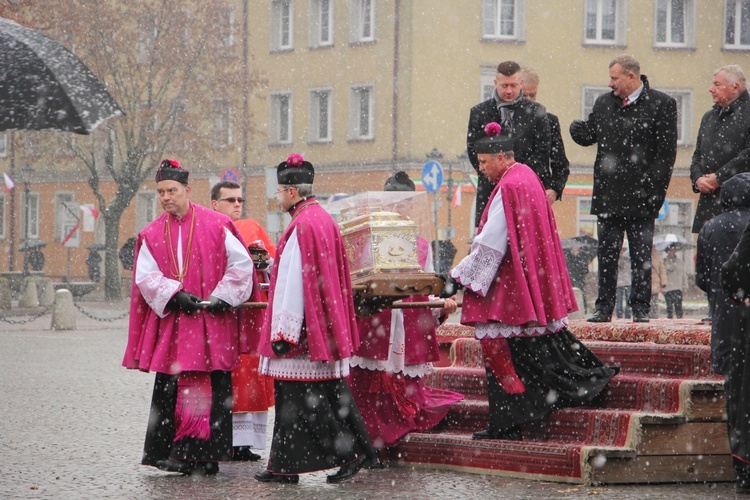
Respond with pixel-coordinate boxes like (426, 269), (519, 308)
(155, 159), (189, 185)
(277, 153), (315, 185)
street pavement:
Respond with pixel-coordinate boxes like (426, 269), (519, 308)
(0, 301), (740, 499)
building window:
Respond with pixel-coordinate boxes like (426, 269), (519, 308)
(660, 89), (693, 146)
(481, 0), (525, 41)
(211, 99), (233, 148)
(351, 0), (375, 43)
(655, 0), (695, 48)
(54, 193), (76, 242)
(270, 91), (293, 145)
(349, 85), (374, 140)
(215, 3), (235, 49)
(581, 86), (610, 119)
(725, 0), (750, 49)
(311, 0), (333, 48)
(584, 0), (626, 46)
(0, 192), (5, 239)
(309, 88), (333, 142)
(23, 191), (40, 240)
(481, 66), (496, 101)
(271, 0), (294, 51)
(136, 192), (158, 232)
(170, 99), (190, 151)
(0, 133), (6, 158)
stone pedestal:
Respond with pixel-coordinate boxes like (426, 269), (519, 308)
(569, 288), (586, 320)
(37, 277), (55, 307)
(51, 289), (76, 331)
(19, 277), (39, 308)
(0, 278), (10, 310)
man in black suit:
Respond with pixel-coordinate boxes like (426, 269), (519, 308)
(467, 60), (551, 227)
(570, 55), (677, 324)
(520, 67), (570, 205)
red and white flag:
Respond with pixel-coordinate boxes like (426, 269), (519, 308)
(452, 184), (462, 208)
(3, 173), (14, 191)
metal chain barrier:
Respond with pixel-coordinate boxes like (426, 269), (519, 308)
(71, 299), (130, 322)
(0, 304), (53, 324)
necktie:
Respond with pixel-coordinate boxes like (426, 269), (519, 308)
(622, 97), (629, 108)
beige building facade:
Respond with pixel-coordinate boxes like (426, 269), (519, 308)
(2, 0), (750, 281)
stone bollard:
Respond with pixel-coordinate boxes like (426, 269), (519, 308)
(19, 277), (40, 308)
(37, 277), (55, 307)
(569, 288), (586, 320)
(51, 289), (76, 331)
(0, 278), (10, 310)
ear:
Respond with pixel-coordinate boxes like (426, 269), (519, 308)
(211, 199), (218, 210)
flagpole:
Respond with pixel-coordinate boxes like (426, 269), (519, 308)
(8, 131), (16, 272)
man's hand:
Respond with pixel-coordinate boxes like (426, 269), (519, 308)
(440, 297), (458, 316)
(166, 291), (202, 314)
(696, 173), (720, 194)
(545, 189), (558, 204)
(272, 340), (291, 357)
(205, 296), (231, 313)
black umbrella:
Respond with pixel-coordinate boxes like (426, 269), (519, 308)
(86, 243), (106, 251)
(562, 235), (598, 263)
(17, 239), (46, 251)
(0, 17), (123, 134)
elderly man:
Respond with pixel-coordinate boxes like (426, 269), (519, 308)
(467, 60), (551, 227)
(450, 124), (616, 441)
(691, 65), (750, 233)
(123, 160), (257, 475)
(254, 154), (378, 484)
(210, 180), (274, 462)
(570, 54), (678, 324)
(520, 67), (570, 204)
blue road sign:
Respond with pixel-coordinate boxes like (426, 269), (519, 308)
(422, 161), (443, 193)
(221, 167), (241, 183)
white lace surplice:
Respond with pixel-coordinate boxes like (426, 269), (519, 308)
(259, 228), (349, 381)
(450, 189), (568, 339)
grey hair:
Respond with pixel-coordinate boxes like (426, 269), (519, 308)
(520, 67), (540, 87)
(290, 184), (313, 197)
(716, 65), (747, 89)
(609, 54), (640, 77)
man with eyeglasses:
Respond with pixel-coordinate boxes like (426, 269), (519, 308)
(210, 180), (276, 463)
(254, 154), (378, 484)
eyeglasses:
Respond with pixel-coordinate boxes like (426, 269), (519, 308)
(274, 187), (291, 198)
(219, 197), (245, 204)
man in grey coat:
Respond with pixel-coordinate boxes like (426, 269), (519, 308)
(691, 65), (750, 233)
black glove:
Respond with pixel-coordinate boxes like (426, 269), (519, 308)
(205, 296), (231, 313)
(166, 291), (202, 314)
(272, 340), (291, 357)
(438, 273), (462, 299)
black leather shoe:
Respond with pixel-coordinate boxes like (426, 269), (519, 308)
(156, 459), (195, 474)
(472, 426), (522, 441)
(366, 457), (385, 469)
(587, 310), (612, 323)
(254, 470), (299, 483)
(232, 446), (261, 461)
(326, 454), (369, 483)
(632, 311), (650, 323)
(191, 461), (219, 475)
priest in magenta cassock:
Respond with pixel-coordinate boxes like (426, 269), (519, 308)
(450, 123), (618, 441)
(254, 154), (378, 485)
(349, 171), (464, 451)
(123, 159), (259, 476)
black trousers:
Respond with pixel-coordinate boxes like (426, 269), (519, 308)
(665, 290), (683, 318)
(141, 371), (233, 466)
(594, 216), (654, 314)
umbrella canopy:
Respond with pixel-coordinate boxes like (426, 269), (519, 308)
(0, 17), (122, 134)
(18, 239), (46, 251)
(86, 243), (106, 251)
(654, 233), (695, 251)
(561, 235), (598, 263)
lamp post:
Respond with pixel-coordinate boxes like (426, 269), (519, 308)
(426, 148), (443, 273)
(20, 165), (33, 276)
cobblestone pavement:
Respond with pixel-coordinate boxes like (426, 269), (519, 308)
(0, 302), (739, 499)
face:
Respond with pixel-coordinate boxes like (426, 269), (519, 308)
(477, 153), (510, 184)
(494, 72), (523, 102)
(608, 63), (637, 98)
(274, 185), (296, 212)
(522, 84), (538, 102)
(157, 180), (191, 218)
(710, 71), (740, 108)
(212, 187), (243, 221)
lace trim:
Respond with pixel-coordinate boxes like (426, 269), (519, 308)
(270, 309), (304, 344)
(474, 317), (569, 339)
(138, 272), (181, 318)
(259, 355), (350, 381)
(212, 266), (254, 307)
(349, 356), (434, 378)
(451, 243), (503, 296)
